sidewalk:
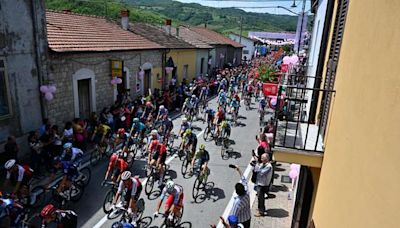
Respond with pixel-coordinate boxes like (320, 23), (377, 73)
(251, 162), (294, 228)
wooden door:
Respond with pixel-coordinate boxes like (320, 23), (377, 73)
(78, 79), (91, 119)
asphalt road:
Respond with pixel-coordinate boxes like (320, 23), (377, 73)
(60, 96), (263, 228)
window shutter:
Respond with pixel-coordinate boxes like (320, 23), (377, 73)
(319, 0), (349, 136)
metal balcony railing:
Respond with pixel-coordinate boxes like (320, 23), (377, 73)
(271, 74), (336, 153)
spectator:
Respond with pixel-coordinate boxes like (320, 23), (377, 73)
(254, 153), (273, 217)
(210, 215), (244, 228)
(28, 131), (42, 176)
(39, 118), (50, 137)
(40, 124), (54, 171)
(3, 136), (19, 162)
(51, 125), (63, 157)
(230, 165), (251, 228)
(62, 121), (74, 144)
(72, 118), (85, 148)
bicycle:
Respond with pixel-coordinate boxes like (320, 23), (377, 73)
(51, 178), (85, 207)
(107, 198), (145, 222)
(259, 109), (265, 126)
(203, 122), (216, 141)
(220, 129), (230, 158)
(192, 165), (210, 199)
(102, 181), (118, 214)
(180, 149), (194, 177)
(145, 164), (168, 195)
(158, 206), (184, 228)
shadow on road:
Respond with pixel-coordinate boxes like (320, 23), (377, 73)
(270, 185), (289, 193)
(224, 150), (242, 160)
(165, 169), (178, 180)
(266, 208), (289, 218)
(178, 221), (193, 228)
(138, 216), (153, 228)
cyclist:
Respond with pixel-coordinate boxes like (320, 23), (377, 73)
(156, 105), (168, 122)
(214, 106), (226, 137)
(148, 142), (167, 185)
(91, 120), (111, 154)
(131, 118), (146, 142)
(114, 128), (129, 148)
(111, 221), (135, 228)
(0, 192), (23, 228)
(104, 152), (129, 183)
(189, 95), (199, 116)
(218, 89), (227, 108)
(50, 157), (79, 199)
(205, 107), (216, 128)
(3, 159), (34, 201)
(181, 98), (192, 117)
(178, 118), (191, 137)
(259, 97), (266, 113)
(141, 101), (154, 121)
(189, 144), (210, 180)
(160, 116), (174, 145)
(181, 129), (197, 155)
(154, 180), (184, 219)
(61, 143), (83, 165)
(41, 204), (78, 228)
(221, 120), (231, 140)
(112, 171), (142, 226)
(199, 85), (209, 105)
(230, 96), (240, 115)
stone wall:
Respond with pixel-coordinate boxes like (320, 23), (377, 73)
(47, 50), (162, 127)
(0, 0), (48, 145)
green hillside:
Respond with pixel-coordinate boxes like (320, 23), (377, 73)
(45, 0), (298, 36)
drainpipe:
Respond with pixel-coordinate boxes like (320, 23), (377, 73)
(30, 0), (48, 119)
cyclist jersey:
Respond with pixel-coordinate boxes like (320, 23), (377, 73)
(200, 87), (208, 98)
(118, 177), (141, 195)
(216, 111), (225, 120)
(158, 108), (168, 117)
(155, 144), (167, 157)
(61, 148), (83, 163)
(190, 98), (198, 107)
(194, 150), (210, 165)
(221, 121), (230, 129)
(6, 165), (29, 182)
(160, 185), (183, 205)
(180, 122), (191, 131)
(107, 155), (128, 173)
(183, 133), (196, 144)
(55, 210), (78, 228)
(206, 109), (215, 120)
(162, 119), (173, 131)
(259, 100), (266, 109)
(0, 198), (13, 218)
(231, 100), (240, 108)
(184, 101), (193, 110)
(133, 122), (146, 133)
(148, 139), (159, 153)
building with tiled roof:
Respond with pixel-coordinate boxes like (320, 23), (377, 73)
(229, 33), (258, 62)
(44, 10), (165, 125)
(46, 11), (163, 52)
(186, 26), (244, 68)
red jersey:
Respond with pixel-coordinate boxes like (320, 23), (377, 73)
(156, 144), (167, 156)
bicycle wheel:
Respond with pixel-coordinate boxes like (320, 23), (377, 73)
(192, 176), (201, 199)
(175, 205), (184, 225)
(203, 126), (209, 141)
(107, 206), (123, 220)
(70, 182), (85, 202)
(90, 149), (101, 166)
(79, 167), (91, 186)
(103, 189), (115, 214)
(31, 186), (46, 208)
(181, 156), (189, 176)
(145, 172), (155, 195)
(136, 198), (145, 220)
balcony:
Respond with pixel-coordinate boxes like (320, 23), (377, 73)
(270, 74), (335, 168)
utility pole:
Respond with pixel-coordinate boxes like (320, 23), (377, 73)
(297, 0), (307, 53)
(239, 16), (243, 44)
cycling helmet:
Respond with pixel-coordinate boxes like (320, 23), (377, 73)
(199, 144), (205, 151)
(121, 171), (132, 181)
(121, 116), (126, 121)
(118, 128), (125, 135)
(165, 180), (175, 193)
(41, 204), (56, 217)
(182, 118), (187, 123)
(185, 129), (192, 135)
(159, 105), (165, 110)
(4, 159), (16, 170)
(227, 215), (239, 225)
(151, 129), (158, 135)
(191, 95), (196, 98)
(112, 221), (135, 228)
(133, 118), (139, 123)
(63, 142), (72, 149)
(260, 97), (265, 101)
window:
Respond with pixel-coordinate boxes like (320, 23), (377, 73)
(243, 50), (249, 54)
(0, 58), (11, 118)
(200, 58), (204, 74)
(183, 65), (188, 79)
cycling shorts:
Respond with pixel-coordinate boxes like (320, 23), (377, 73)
(165, 192), (184, 211)
(152, 152), (167, 164)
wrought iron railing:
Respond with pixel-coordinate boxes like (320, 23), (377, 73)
(271, 74), (336, 153)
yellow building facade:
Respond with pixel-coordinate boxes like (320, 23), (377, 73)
(150, 49), (197, 90)
(311, 0), (400, 227)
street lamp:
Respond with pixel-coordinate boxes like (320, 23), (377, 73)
(291, 0), (297, 8)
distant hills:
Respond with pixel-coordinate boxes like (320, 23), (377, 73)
(45, 0), (298, 36)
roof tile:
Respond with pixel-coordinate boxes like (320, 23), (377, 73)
(189, 27), (244, 48)
(46, 11), (163, 52)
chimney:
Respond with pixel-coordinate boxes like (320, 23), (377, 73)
(165, 19), (172, 35)
(176, 27), (180, 37)
(120, 9), (130, 30)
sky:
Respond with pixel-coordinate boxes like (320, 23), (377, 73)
(174, 0), (312, 15)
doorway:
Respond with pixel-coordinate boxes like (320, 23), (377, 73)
(78, 79), (91, 119)
(291, 167), (314, 228)
(144, 69), (151, 95)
